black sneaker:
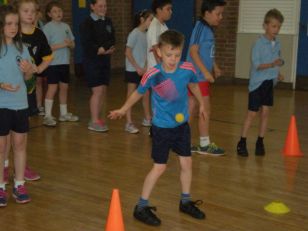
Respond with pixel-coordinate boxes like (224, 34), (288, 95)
(133, 205), (161, 226)
(255, 141), (265, 156)
(179, 200), (206, 219)
(237, 141), (248, 157)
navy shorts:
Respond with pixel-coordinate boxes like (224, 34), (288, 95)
(248, 80), (274, 112)
(0, 108), (29, 136)
(83, 58), (111, 88)
(46, 65), (70, 84)
(37, 69), (48, 78)
(125, 71), (141, 84)
(151, 122), (191, 164)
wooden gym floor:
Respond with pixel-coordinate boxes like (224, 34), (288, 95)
(1, 74), (307, 231)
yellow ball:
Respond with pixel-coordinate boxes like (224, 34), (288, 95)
(175, 113), (184, 123)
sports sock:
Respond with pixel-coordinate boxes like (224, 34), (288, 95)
(181, 193), (191, 204)
(45, 99), (53, 117)
(200, 136), (210, 147)
(60, 104), (68, 116)
(137, 197), (149, 209)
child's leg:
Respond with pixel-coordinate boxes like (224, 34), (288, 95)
(45, 84), (58, 117)
(142, 90), (151, 122)
(0, 136), (7, 185)
(241, 110), (257, 138)
(179, 156), (192, 194)
(198, 96), (210, 138)
(59, 82), (68, 116)
(90, 85), (105, 122)
(126, 83), (137, 124)
(11, 132), (27, 182)
(140, 163), (167, 200)
(258, 106), (270, 137)
(36, 77), (44, 108)
(188, 96), (196, 123)
(4, 134), (10, 168)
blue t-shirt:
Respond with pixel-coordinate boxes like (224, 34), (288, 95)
(125, 28), (147, 72)
(43, 21), (74, 65)
(0, 44), (31, 110)
(186, 19), (215, 82)
(249, 35), (281, 92)
(137, 62), (198, 128)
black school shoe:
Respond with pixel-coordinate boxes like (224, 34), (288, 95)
(179, 200), (206, 219)
(237, 141), (249, 157)
(255, 140), (265, 156)
(133, 205), (161, 226)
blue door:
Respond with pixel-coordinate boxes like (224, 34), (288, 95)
(72, 1), (90, 65)
(297, 0), (308, 77)
(133, 0), (195, 59)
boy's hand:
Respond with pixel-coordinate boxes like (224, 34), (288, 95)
(273, 58), (284, 67)
(136, 67), (146, 76)
(0, 83), (20, 92)
(278, 74), (284, 81)
(105, 46), (115, 54)
(204, 72), (215, 83)
(108, 109), (125, 120)
(64, 39), (74, 48)
(19, 60), (33, 74)
(213, 66), (222, 79)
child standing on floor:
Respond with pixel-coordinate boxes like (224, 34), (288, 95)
(141, 0), (173, 127)
(0, 5), (34, 207)
(42, 0), (78, 127)
(187, 0), (226, 156)
(237, 9), (284, 157)
(109, 30), (206, 226)
(80, 0), (115, 132)
(2, 0), (53, 183)
(124, 9), (153, 134)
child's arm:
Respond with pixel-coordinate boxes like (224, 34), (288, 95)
(0, 83), (20, 92)
(188, 82), (207, 121)
(19, 60), (34, 80)
(109, 91), (143, 119)
(257, 58), (284, 70)
(50, 39), (75, 51)
(125, 47), (146, 76)
(213, 62), (222, 78)
(33, 59), (52, 75)
(189, 45), (215, 83)
(151, 45), (161, 64)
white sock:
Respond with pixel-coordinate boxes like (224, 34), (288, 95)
(45, 99), (54, 117)
(14, 180), (25, 188)
(200, 136), (210, 147)
(0, 184), (5, 190)
(4, 160), (9, 168)
(60, 104), (68, 116)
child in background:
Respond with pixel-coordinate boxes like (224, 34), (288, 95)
(141, 0), (173, 127)
(3, 0), (53, 182)
(187, 0), (226, 155)
(124, 9), (153, 134)
(237, 9), (284, 157)
(109, 30), (206, 226)
(42, 0), (78, 127)
(0, 5), (34, 206)
(80, 0), (115, 132)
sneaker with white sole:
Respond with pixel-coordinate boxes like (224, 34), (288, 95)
(192, 143), (225, 156)
(88, 120), (109, 132)
(125, 123), (139, 134)
(59, 113), (79, 122)
(43, 116), (57, 127)
(38, 106), (45, 116)
(142, 118), (152, 127)
(24, 166), (40, 181)
(13, 185), (31, 204)
(0, 188), (8, 207)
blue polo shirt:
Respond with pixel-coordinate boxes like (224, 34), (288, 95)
(137, 62), (198, 128)
(43, 21), (74, 65)
(249, 35), (281, 92)
(186, 19), (215, 82)
(0, 44), (31, 110)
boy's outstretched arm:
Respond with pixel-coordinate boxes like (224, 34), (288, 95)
(190, 45), (215, 83)
(188, 82), (207, 121)
(108, 91), (143, 119)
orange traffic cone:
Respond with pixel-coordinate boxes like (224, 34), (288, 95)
(105, 189), (125, 231)
(282, 115), (303, 157)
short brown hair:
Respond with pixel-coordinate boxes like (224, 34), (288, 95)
(158, 30), (184, 49)
(264, 9), (284, 24)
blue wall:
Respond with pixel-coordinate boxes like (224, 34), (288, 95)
(297, 0), (308, 77)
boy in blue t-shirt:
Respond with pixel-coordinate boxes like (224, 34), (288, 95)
(109, 30), (206, 226)
(186, 0), (226, 156)
(237, 9), (284, 156)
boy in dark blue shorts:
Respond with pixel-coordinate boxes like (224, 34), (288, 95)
(109, 30), (206, 226)
(237, 9), (284, 156)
